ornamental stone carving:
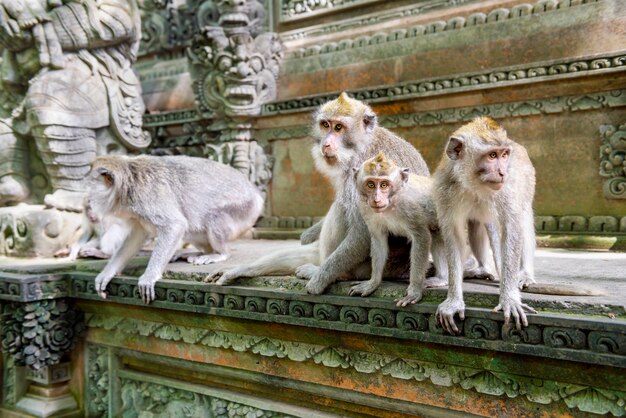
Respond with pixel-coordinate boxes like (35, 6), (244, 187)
(599, 122), (626, 199)
(0, 0), (150, 256)
(0, 299), (84, 370)
(188, 0), (283, 118)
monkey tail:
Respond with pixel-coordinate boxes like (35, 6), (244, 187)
(238, 241), (321, 276)
(522, 283), (607, 296)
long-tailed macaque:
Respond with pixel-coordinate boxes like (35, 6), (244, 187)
(67, 197), (129, 260)
(434, 117), (537, 334)
(353, 152), (447, 305)
(208, 93), (429, 288)
(87, 155), (263, 303)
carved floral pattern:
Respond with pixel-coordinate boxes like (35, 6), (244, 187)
(120, 378), (292, 417)
(86, 315), (626, 416)
(0, 299), (84, 370)
(599, 122), (626, 199)
(72, 277), (626, 368)
(86, 344), (110, 417)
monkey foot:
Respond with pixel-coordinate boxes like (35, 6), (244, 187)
(54, 247), (70, 258)
(79, 248), (110, 259)
(349, 280), (380, 297)
(204, 270), (238, 285)
(188, 253), (229, 265)
(464, 265), (498, 282)
(425, 276), (448, 288)
(295, 264), (319, 280)
(44, 189), (85, 212)
(0, 175), (29, 206)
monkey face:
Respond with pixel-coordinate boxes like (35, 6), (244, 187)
(313, 117), (356, 166)
(360, 177), (397, 213)
(475, 148), (511, 190)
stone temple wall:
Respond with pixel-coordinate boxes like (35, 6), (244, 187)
(137, 0), (626, 248)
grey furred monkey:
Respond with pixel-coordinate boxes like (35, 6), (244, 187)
(352, 151), (447, 305)
(208, 92), (429, 290)
(434, 117), (537, 334)
(87, 155), (263, 303)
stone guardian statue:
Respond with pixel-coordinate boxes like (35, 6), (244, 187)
(0, 0), (149, 256)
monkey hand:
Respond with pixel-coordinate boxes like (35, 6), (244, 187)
(137, 273), (159, 304)
(349, 280), (380, 297)
(396, 284), (423, 307)
(492, 290), (537, 330)
(94, 271), (115, 299)
(436, 297), (465, 335)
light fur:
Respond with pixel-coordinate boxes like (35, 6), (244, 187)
(351, 153), (447, 304)
(434, 117), (537, 334)
(208, 93), (429, 289)
(88, 154), (263, 303)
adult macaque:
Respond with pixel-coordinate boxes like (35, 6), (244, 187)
(353, 152), (447, 306)
(209, 92), (429, 287)
(87, 155), (263, 303)
(434, 117), (537, 334)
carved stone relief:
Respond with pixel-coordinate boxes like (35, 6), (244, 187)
(0, 0), (151, 256)
(599, 122), (626, 199)
(0, 299), (84, 370)
(188, 1), (282, 118)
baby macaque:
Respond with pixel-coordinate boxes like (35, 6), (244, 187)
(434, 117), (537, 334)
(65, 197), (128, 261)
(86, 155), (264, 303)
(353, 152), (447, 306)
(1, 0), (64, 68)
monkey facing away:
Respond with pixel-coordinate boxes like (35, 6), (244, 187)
(353, 151), (447, 305)
(208, 92), (429, 288)
(434, 117), (537, 334)
(87, 155), (263, 303)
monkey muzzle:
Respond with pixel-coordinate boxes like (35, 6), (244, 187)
(322, 148), (339, 164)
(370, 204), (388, 213)
(484, 180), (505, 191)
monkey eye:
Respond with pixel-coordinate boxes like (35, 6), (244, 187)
(367, 181), (375, 189)
(380, 182), (388, 189)
(334, 124), (343, 132)
(501, 150), (509, 159)
(321, 121), (330, 128)
(488, 151), (498, 159)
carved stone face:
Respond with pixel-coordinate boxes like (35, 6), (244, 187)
(216, 0), (264, 35)
(200, 32), (281, 116)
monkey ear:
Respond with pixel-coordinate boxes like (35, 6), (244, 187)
(363, 112), (377, 132)
(446, 137), (464, 160)
(97, 167), (115, 188)
(400, 168), (410, 183)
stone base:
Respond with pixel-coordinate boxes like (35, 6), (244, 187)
(15, 392), (78, 418)
(0, 204), (82, 257)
